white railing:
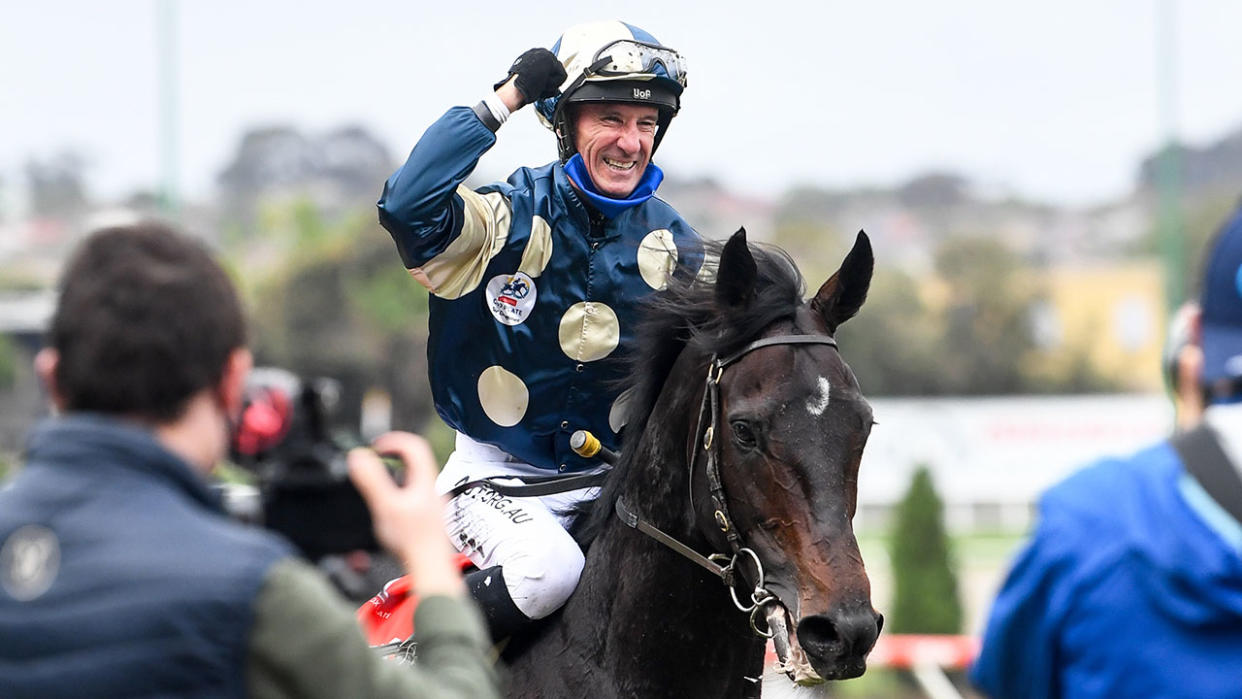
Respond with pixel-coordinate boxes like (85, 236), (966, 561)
(763, 634), (979, 698)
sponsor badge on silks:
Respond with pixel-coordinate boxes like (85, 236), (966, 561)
(486, 272), (537, 326)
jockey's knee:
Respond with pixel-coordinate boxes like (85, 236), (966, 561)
(503, 536), (585, 620)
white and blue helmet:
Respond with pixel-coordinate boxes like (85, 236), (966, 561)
(535, 20), (688, 162)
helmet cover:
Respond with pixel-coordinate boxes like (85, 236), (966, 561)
(534, 20), (688, 161)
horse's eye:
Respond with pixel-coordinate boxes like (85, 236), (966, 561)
(730, 420), (757, 449)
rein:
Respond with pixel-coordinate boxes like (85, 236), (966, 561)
(614, 333), (840, 637)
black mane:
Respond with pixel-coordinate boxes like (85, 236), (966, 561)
(573, 239), (807, 545)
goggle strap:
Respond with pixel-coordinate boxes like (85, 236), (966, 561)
(586, 55), (613, 74)
(589, 39), (685, 86)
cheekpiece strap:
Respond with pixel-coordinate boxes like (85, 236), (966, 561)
(703, 334), (840, 553)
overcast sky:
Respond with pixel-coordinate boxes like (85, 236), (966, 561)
(4, 0), (1242, 210)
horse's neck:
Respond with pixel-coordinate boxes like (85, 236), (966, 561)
(508, 383), (766, 696)
(584, 359), (741, 635)
(563, 519), (762, 695)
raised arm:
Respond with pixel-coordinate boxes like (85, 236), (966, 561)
(376, 49), (564, 299)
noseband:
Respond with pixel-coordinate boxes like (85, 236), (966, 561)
(615, 333), (840, 637)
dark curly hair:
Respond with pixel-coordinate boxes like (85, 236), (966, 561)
(47, 222), (246, 422)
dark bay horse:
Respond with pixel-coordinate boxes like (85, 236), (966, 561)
(501, 229), (882, 698)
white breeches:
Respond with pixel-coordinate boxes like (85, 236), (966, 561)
(434, 433), (603, 619)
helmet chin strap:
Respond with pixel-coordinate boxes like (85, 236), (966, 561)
(554, 120), (577, 163)
(652, 110), (672, 154)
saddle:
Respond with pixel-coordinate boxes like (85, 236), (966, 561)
(356, 553), (475, 646)
(358, 433), (612, 649)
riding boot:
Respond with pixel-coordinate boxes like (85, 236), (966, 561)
(465, 565), (531, 642)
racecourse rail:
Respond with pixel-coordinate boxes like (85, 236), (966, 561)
(765, 634), (978, 699)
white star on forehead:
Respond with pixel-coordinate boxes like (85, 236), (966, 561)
(805, 377), (831, 416)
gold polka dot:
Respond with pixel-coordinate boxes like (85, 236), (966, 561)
(558, 301), (620, 362)
(477, 366), (529, 427)
(638, 229), (678, 290)
(608, 387), (636, 433)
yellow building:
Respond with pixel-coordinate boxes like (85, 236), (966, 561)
(1025, 260), (1168, 393)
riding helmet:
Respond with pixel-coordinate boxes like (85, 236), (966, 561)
(535, 20), (689, 162)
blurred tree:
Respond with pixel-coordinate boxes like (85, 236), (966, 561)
(245, 205), (434, 437)
(26, 151), (89, 219)
(1135, 191), (1238, 302)
(319, 125), (396, 199)
(771, 221), (849, 284)
(123, 190), (165, 214)
(774, 219), (1119, 395)
(1136, 129), (1242, 195)
(217, 124), (394, 239)
(834, 267), (943, 395)
(0, 335), (16, 390)
(934, 235), (1040, 394)
(218, 126), (313, 236)
(219, 126), (314, 195)
(774, 185), (889, 231)
(888, 466), (962, 634)
(897, 172), (969, 209)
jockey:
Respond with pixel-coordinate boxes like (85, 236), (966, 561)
(377, 20), (703, 639)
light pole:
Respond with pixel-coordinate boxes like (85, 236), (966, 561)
(156, 0), (180, 215)
(1155, 0), (1184, 312)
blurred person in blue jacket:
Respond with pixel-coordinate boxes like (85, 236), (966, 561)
(971, 204), (1242, 698)
(377, 20), (703, 640)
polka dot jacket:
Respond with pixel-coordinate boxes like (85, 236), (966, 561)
(378, 106), (704, 472)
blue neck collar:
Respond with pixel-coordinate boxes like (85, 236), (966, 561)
(563, 153), (663, 219)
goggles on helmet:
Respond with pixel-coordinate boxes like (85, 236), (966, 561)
(585, 39), (688, 91)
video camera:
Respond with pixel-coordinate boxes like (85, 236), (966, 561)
(224, 367), (384, 562)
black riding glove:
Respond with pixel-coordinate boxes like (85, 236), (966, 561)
(494, 48), (567, 106)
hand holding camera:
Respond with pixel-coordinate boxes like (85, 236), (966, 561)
(349, 433), (464, 597)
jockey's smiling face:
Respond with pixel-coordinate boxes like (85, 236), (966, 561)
(573, 102), (659, 199)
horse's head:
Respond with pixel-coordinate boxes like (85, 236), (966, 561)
(693, 229), (881, 683)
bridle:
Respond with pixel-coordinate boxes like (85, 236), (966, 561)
(614, 333), (840, 637)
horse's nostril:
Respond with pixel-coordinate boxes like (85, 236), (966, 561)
(875, 611), (885, 636)
(797, 611), (880, 662)
(796, 615), (840, 658)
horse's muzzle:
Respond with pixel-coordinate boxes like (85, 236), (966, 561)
(795, 608), (883, 680)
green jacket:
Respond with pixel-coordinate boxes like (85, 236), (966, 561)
(248, 558), (500, 699)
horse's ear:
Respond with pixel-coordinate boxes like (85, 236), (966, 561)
(810, 230), (873, 332)
(715, 228), (758, 310)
